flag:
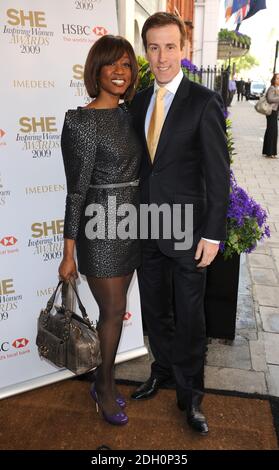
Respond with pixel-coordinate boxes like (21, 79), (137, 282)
(231, 0), (250, 15)
(225, 0), (234, 21)
(242, 0), (266, 20)
(235, 1), (251, 24)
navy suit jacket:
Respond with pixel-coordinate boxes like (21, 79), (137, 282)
(130, 76), (230, 257)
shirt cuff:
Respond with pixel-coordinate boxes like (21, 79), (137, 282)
(202, 238), (220, 244)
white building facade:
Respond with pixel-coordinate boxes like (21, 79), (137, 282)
(117, 0), (167, 56)
(193, 0), (221, 68)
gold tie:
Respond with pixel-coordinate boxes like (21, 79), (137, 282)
(147, 87), (167, 162)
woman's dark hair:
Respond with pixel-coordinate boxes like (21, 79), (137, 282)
(141, 12), (186, 51)
(84, 35), (138, 101)
(271, 73), (279, 86)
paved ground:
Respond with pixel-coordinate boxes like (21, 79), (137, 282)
(116, 98), (279, 398)
(231, 98), (279, 397)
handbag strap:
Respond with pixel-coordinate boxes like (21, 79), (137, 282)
(45, 280), (93, 329)
(67, 279), (93, 327)
(46, 280), (63, 312)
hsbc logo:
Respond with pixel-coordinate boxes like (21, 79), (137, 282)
(62, 24), (91, 35)
(0, 236), (18, 246)
(12, 338), (29, 349)
(0, 338), (30, 358)
(123, 312), (132, 321)
(0, 235), (19, 256)
(0, 129), (5, 138)
(93, 26), (107, 36)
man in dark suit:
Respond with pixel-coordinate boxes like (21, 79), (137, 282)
(244, 79), (251, 101)
(130, 12), (230, 435)
(236, 78), (245, 101)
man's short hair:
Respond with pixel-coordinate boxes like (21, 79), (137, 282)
(141, 12), (186, 51)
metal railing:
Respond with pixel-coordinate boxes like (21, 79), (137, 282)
(183, 65), (230, 109)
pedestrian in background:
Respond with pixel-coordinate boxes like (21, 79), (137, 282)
(245, 79), (251, 101)
(236, 78), (245, 101)
(263, 73), (279, 159)
(228, 78), (236, 106)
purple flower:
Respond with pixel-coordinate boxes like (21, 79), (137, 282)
(220, 170), (270, 258)
(228, 171), (268, 227)
(224, 109), (229, 119)
(181, 58), (198, 74)
(264, 226), (271, 238)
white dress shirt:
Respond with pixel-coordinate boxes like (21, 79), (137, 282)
(145, 69), (219, 245)
(145, 69), (184, 137)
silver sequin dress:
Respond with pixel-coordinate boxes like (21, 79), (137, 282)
(61, 106), (142, 277)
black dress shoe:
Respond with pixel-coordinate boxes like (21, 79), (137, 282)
(187, 405), (209, 435)
(131, 376), (164, 400)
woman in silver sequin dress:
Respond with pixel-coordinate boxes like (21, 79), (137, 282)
(59, 36), (142, 425)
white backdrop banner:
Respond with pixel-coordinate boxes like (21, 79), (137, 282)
(0, 0), (146, 399)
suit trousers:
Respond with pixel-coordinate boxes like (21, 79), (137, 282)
(138, 239), (207, 407)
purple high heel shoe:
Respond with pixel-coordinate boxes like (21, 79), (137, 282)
(115, 395), (126, 409)
(90, 384), (126, 408)
(90, 385), (129, 426)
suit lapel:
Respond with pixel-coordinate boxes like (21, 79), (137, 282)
(153, 76), (191, 166)
(139, 86), (154, 166)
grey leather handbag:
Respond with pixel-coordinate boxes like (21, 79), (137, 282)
(255, 95), (273, 116)
(36, 280), (101, 375)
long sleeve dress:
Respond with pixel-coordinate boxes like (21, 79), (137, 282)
(61, 105), (142, 277)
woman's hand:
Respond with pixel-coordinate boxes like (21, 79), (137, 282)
(59, 238), (77, 281)
(58, 256), (78, 281)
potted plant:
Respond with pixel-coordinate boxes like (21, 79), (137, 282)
(137, 56), (154, 91)
(205, 169), (270, 340)
(217, 29), (251, 59)
(205, 118), (269, 340)
(181, 58), (201, 83)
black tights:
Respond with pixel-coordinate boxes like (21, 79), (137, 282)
(87, 273), (133, 414)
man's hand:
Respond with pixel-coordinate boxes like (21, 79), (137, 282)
(195, 239), (219, 268)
